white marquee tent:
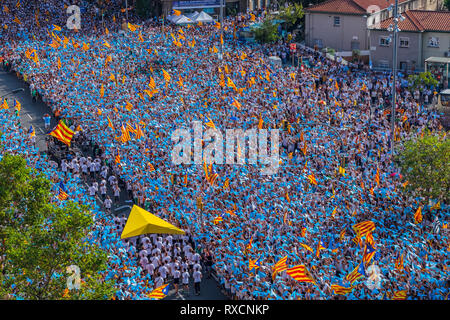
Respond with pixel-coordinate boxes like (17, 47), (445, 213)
(193, 11), (215, 23)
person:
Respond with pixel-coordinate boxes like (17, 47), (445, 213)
(173, 266), (181, 295)
(182, 268), (190, 296)
(43, 113), (51, 130)
(104, 195), (112, 214)
(193, 267), (202, 296)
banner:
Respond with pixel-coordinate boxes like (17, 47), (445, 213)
(172, 0), (222, 9)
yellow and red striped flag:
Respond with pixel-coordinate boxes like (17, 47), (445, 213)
(48, 120), (75, 146)
(162, 69), (171, 83)
(286, 265), (315, 284)
(352, 221), (375, 238)
(307, 174), (317, 185)
(272, 256), (288, 280)
(331, 284), (354, 295)
(392, 290), (407, 300)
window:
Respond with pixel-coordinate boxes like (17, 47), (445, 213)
(379, 36), (390, 46)
(399, 37), (409, 48)
(351, 40), (360, 50)
(428, 37), (439, 48)
(334, 16), (340, 26)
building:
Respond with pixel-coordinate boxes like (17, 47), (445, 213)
(304, 0), (425, 53)
(369, 10), (450, 72)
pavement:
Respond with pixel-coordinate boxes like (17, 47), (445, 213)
(0, 69), (228, 300)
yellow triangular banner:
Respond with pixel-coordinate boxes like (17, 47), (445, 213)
(120, 205), (185, 239)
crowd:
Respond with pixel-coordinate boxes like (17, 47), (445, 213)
(0, 0), (449, 300)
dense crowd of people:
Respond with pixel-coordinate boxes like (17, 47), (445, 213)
(0, 0), (448, 300)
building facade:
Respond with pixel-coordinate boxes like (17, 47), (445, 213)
(304, 0), (421, 52)
(369, 10), (450, 71)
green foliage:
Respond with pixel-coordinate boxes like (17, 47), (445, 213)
(444, 0), (450, 10)
(0, 154), (116, 300)
(252, 20), (280, 44)
(395, 131), (450, 203)
(278, 3), (304, 30)
(407, 72), (439, 91)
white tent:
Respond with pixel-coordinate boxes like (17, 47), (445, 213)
(194, 11), (215, 23)
(186, 11), (200, 20)
(175, 15), (194, 25)
(268, 56), (282, 66)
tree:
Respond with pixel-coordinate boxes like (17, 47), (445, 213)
(135, 0), (152, 19)
(253, 20), (280, 44)
(407, 71), (439, 91)
(395, 131), (450, 204)
(0, 154), (116, 300)
(444, 0), (450, 10)
(278, 3), (304, 32)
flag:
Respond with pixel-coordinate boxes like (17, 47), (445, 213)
(414, 206), (422, 224)
(395, 253), (404, 272)
(331, 285), (354, 295)
(208, 164), (219, 186)
(249, 258), (261, 271)
(258, 116), (263, 130)
(28, 126), (35, 138)
(162, 69), (171, 83)
(13, 16), (21, 24)
(223, 178), (230, 189)
(148, 284), (170, 300)
(362, 242), (376, 265)
(346, 262), (365, 284)
(115, 148), (120, 164)
(338, 166), (345, 176)
(272, 256), (288, 280)
(103, 40), (111, 48)
(352, 221), (375, 238)
(148, 77), (156, 90)
(299, 243), (313, 253)
(136, 125), (144, 140)
(58, 182), (69, 200)
(204, 115), (216, 130)
(374, 167), (380, 186)
(127, 23), (137, 32)
(430, 201), (440, 211)
(392, 290), (407, 300)
(120, 124), (130, 143)
(49, 120), (75, 146)
(52, 24), (62, 32)
(232, 98), (241, 110)
(100, 84), (105, 98)
(286, 265), (315, 284)
(213, 215), (223, 224)
(227, 77), (237, 91)
(172, 9), (181, 16)
(13, 100), (21, 113)
(339, 228), (346, 242)
(316, 240), (326, 258)
(107, 116), (115, 130)
(307, 174), (317, 185)
(246, 236), (253, 252)
(148, 163), (155, 172)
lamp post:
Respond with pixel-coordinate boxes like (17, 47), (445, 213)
(387, 0), (404, 158)
(219, 0), (224, 60)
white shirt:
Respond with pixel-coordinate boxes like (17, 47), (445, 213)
(193, 270), (202, 283)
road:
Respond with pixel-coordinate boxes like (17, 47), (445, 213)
(0, 70), (228, 300)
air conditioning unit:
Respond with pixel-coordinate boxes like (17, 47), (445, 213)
(444, 51), (449, 57)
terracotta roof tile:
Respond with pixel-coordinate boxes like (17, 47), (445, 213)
(376, 10), (450, 32)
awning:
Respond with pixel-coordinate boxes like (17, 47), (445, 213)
(120, 205), (185, 239)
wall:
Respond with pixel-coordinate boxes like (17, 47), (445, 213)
(421, 31), (450, 61)
(369, 29), (421, 70)
(305, 12), (367, 52)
